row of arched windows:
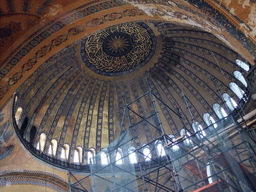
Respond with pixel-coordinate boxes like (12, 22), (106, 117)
(36, 133), (97, 164)
(16, 59), (250, 166)
(35, 132), (168, 165)
(34, 87), (244, 165)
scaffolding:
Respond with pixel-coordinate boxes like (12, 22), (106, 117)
(68, 80), (256, 192)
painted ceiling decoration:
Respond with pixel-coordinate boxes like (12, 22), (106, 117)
(81, 21), (156, 76)
(0, 170), (69, 191)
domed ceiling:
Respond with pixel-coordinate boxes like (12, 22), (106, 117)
(12, 18), (250, 164)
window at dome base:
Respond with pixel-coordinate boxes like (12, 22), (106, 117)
(168, 135), (180, 151)
(234, 71), (247, 87)
(74, 147), (82, 164)
(180, 129), (192, 146)
(48, 145), (52, 156)
(61, 144), (70, 161)
(115, 149), (123, 165)
(192, 122), (206, 139)
(101, 151), (109, 165)
(213, 103), (228, 119)
(128, 147), (138, 164)
(39, 133), (46, 152)
(156, 141), (166, 157)
(235, 59), (250, 71)
(73, 150), (79, 164)
(223, 93), (238, 111)
(60, 148), (65, 160)
(229, 82), (244, 100)
(15, 107), (23, 123)
(87, 151), (94, 164)
(203, 113), (217, 128)
(143, 145), (151, 161)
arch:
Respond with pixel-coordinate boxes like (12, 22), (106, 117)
(229, 82), (244, 100)
(213, 103), (228, 119)
(39, 133), (46, 152)
(60, 148), (66, 160)
(30, 126), (37, 145)
(222, 93), (237, 111)
(234, 71), (247, 87)
(73, 149), (79, 164)
(180, 129), (192, 145)
(115, 148), (123, 165)
(128, 147), (138, 164)
(235, 59), (250, 71)
(192, 122), (206, 139)
(142, 145), (151, 161)
(203, 113), (217, 128)
(87, 150), (94, 164)
(155, 140), (166, 157)
(51, 139), (58, 157)
(20, 117), (28, 137)
(101, 150), (109, 165)
(63, 144), (70, 160)
(48, 144), (53, 156)
(61, 144), (70, 161)
(231, 98), (238, 108)
(36, 142), (40, 150)
(73, 146), (82, 164)
(168, 135), (180, 151)
(15, 107), (23, 123)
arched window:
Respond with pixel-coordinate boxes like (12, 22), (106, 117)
(234, 71), (247, 87)
(180, 129), (192, 146)
(192, 122), (206, 139)
(115, 148), (123, 165)
(155, 141), (166, 157)
(87, 150), (94, 164)
(101, 150), (109, 165)
(87, 148), (96, 164)
(168, 135), (180, 151)
(235, 59), (250, 71)
(51, 139), (58, 157)
(203, 113), (217, 128)
(213, 103), (228, 119)
(15, 107), (23, 123)
(60, 148), (66, 160)
(221, 108), (228, 118)
(128, 147), (138, 164)
(20, 117), (28, 136)
(74, 150), (79, 164)
(61, 144), (70, 161)
(48, 139), (57, 156)
(223, 93), (237, 111)
(36, 142), (40, 150)
(142, 145), (151, 161)
(30, 126), (37, 145)
(231, 98), (238, 108)
(39, 133), (46, 152)
(74, 146), (83, 164)
(48, 144), (52, 156)
(229, 82), (244, 100)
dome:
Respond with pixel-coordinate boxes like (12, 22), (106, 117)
(11, 18), (251, 167)
(1, 0), (256, 191)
